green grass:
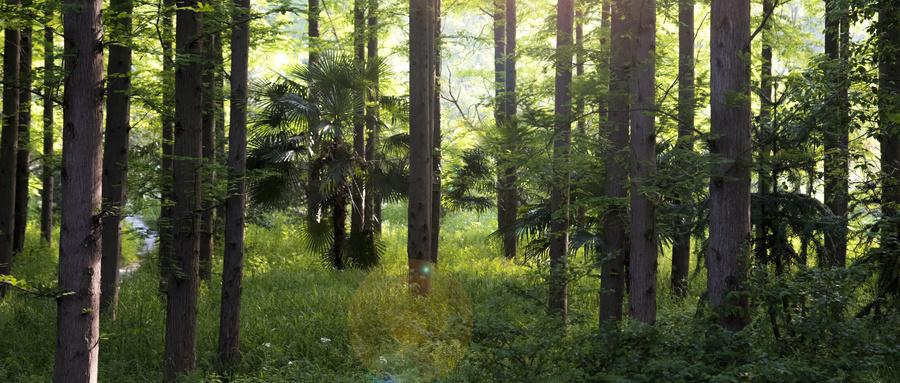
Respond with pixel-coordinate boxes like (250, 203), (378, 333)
(2, 205), (898, 382)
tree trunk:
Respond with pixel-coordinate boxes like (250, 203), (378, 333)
(53, 0), (104, 378)
(218, 0), (250, 364)
(408, 0), (435, 295)
(499, 0), (518, 260)
(352, 0), (367, 242)
(200, 32), (217, 282)
(599, 0), (629, 325)
(163, 0), (203, 379)
(0, 0), (21, 297)
(671, 0), (693, 298)
(13, 15), (32, 255)
(707, 0), (751, 331)
(877, 0), (900, 308)
(309, 0), (320, 66)
(158, 0), (176, 292)
(756, 0), (774, 273)
(100, 0), (134, 318)
(574, 7), (585, 137)
(493, 0), (506, 257)
(823, 0), (850, 268)
(432, 0), (442, 264)
(549, 0), (574, 321)
(40, 4), (54, 244)
(628, 0), (658, 325)
(364, 0), (380, 236)
(331, 175), (348, 270)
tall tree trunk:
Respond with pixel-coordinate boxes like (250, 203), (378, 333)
(493, 0), (508, 257)
(200, 31), (217, 281)
(0, 0), (21, 297)
(13, 11), (32, 255)
(158, 0), (176, 292)
(100, 0), (134, 318)
(163, 0), (203, 379)
(218, 0), (250, 365)
(877, 0), (900, 308)
(214, 32), (226, 230)
(432, 0), (442, 264)
(599, 0), (629, 325)
(499, 0), (518, 260)
(364, 0), (380, 236)
(40, 4), (54, 244)
(574, 7), (585, 137)
(352, 0), (366, 240)
(306, 0), (322, 225)
(707, 0), (751, 331)
(549, 0), (574, 321)
(756, 0), (774, 273)
(53, 0), (104, 378)
(309, 0), (320, 66)
(671, 0), (693, 298)
(408, 0), (435, 295)
(628, 0), (658, 325)
(823, 0), (850, 267)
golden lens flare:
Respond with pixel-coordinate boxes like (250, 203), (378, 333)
(348, 267), (473, 382)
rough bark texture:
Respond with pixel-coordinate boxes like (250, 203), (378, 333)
(163, 0), (203, 379)
(549, 0), (574, 321)
(100, 0), (134, 318)
(158, 0), (176, 292)
(13, 18), (32, 255)
(0, 0), (21, 297)
(599, 0), (629, 324)
(707, 0), (751, 331)
(823, 0), (850, 268)
(200, 32), (217, 282)
(40, 5), (54, 244)
(432, 0), (442, 264)
(756, 0), (774, 274)
(218, 0), (250, 365)
(408, 0), (435, 295)
(628, 0), (658, 325)
(352, 0), (367, 240)
(671, 0), (693, 298)
(499, 0), (518, 260)
(364, 0), (380, 235)
(878, 0), (900, 307)
(309, 0), (320, 66)
(53, 0), (104, 379)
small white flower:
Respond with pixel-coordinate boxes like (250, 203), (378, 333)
(320, 337), (332, 343)
(379, 356), (388, 364)
(264, 342), (271, 348)
(288, 361), (294, 365)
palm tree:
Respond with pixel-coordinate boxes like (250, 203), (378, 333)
(248, 51), (392, 269)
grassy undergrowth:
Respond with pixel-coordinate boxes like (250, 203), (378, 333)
(2, 205), (898, 382)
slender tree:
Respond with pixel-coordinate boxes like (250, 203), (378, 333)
(13, 3), (33, 254)
(364, 0), (380, 235)
(218, 0), (250, 366)
(40, 2), (54, 244)
(599, 0), (628, 324)
(352, 0), (367, 240)
(823, 0), (850, 267)
(163, 0), (203, 378)
(100, 0), (134, 317)
(432, 0), (442, 263)
(493, 0), (508, 257)
(200, 31), (217, 281)
(158, 0), (176, 292)
(756, 0), (774, 276)
(499, 0), (518, 260)
(549, 0), (574, 320)
(877, 0), (900, 308)
(53, 0), (104, 378)
(671, 0), (693, 297)
(707, 0), (751, 331)
(309, 0), (320, 66)
(408, 0), (435, 294)
(0, 0), (21, 297)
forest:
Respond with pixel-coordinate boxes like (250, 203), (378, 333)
(0, 0), (899, 381)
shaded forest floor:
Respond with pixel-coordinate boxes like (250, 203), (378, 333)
(2, 205), (899, 382)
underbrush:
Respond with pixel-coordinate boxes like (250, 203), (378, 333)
(1, 206), (898, 382)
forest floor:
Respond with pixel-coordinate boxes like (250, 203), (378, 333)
(1, 205), (898, 382)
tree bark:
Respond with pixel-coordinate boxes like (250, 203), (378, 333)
(877, 0), (900, 308)
(671, 0), (693, 298)
(408, 0), (435, 295)
(364, 0), (380, 236)
(432, 0), (442, 264)
(549, 0), (574, 321)
(53, 0), (104, 378)
(0, 0), (21, 297)
(309, 0), (320, 66)
(756, 0), (774, 274)
(200, 31), (217, 282)
(352, 0), (367, 242)
(823, 0), (850, 268)
(163, 0), (203, 379)
(100, 0), (134, 318)
(599, 0), (629, 325)
(707, 0), (751, 331)
(499, 0), (518, 260)
(40, 4), (54, 244)
(158, 0), (176, 292)
(13, 13), (32, 255)
(493, 0), (506, 257)
(218, 0), (250, 365)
